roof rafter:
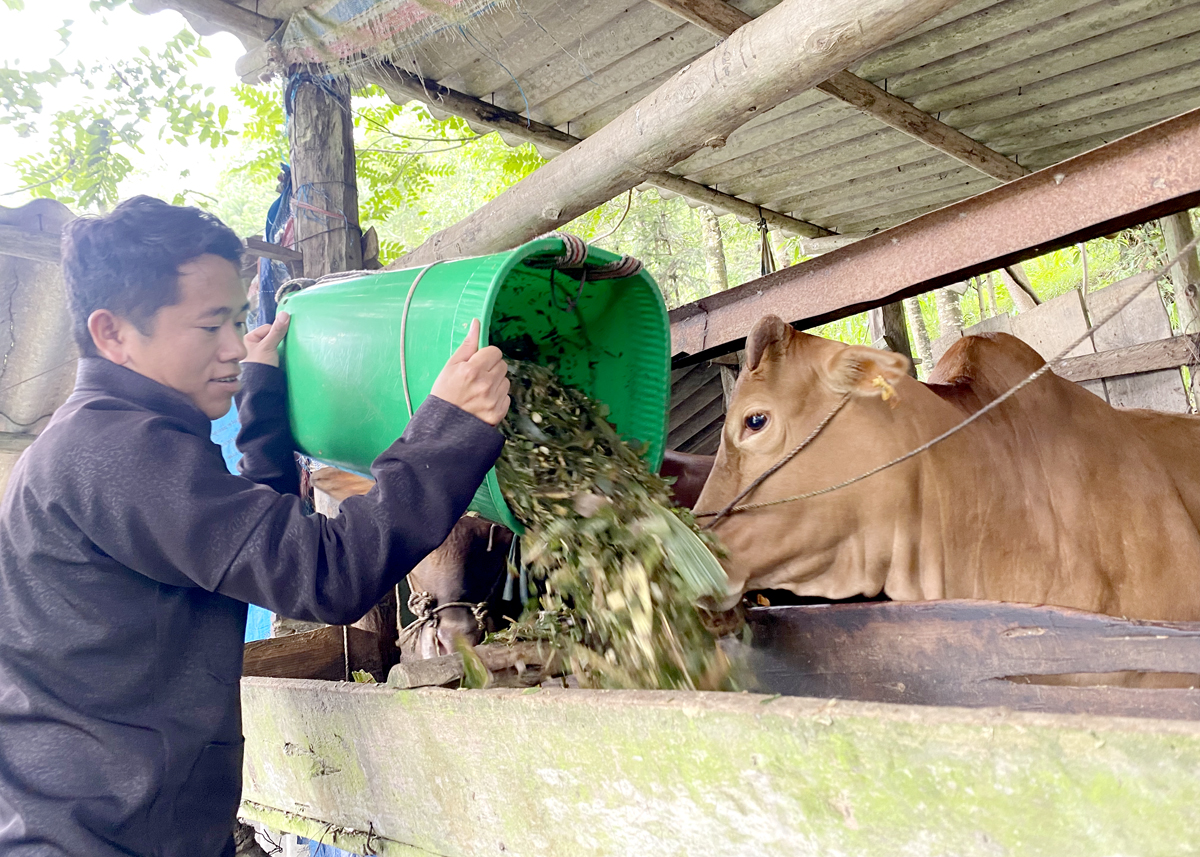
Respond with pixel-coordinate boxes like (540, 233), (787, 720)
(646, 0), (1029, 183)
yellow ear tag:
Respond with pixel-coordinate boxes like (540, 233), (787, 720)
(872, 375), (898, 404)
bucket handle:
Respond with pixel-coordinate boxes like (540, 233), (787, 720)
(399, 261), (446, 419)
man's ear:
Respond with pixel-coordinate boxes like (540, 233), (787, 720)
(87, 309), (132, 365)
(822, 344), (912, 397)
(745, 315), (792, 371)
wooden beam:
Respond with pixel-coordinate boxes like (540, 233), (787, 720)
(0, 226), (60, 264)
(242, 625), (382, 682)
(748, 601), (1200, 719)
(670, 107), (1200, 362)
(393, 0), (967, 267)
(240, 673), (1200, 855)
(1054, 333), (1200, 383)
(152, 0), (281, 42)
(368, 64), (827, 238)
(645, 0), (1028, 183)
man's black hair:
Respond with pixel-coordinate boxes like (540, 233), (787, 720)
(61, 196), (244, 357)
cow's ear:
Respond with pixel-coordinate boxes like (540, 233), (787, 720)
(745, 315), (792, 371)
(822, 345), (912, 397)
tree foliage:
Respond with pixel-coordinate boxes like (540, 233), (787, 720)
(1, 2), (232, 210)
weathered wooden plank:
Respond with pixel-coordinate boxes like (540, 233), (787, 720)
(240, 675), (1200, 856)
(243, 625), (382, 682)
(1087, 274), (1189, 411)
(746, 601), (1200, 719)
(0, 225), (60, 264)
(393, 0), (970, 267)
(818, 71), (1027, 181)
(1011, 289), (1096, 360)
(678, 419), (724, 454)
(667, 377), (722, 432)
(1054, 333), (1200, 383)
(668, 392), (725, 448)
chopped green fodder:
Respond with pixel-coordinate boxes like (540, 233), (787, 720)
(493, 360), (735, 691)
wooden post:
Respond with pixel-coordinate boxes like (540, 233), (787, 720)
(904, 296), (934, 372)
(867, 302), (916, 376)
(394, 0), (970, 267)
(288, 72), (362, 278)
(1162, 211), (1200, 335)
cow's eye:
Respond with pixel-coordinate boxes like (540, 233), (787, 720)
(744, 413), (768, 431)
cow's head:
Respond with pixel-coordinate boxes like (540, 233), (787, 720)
(405, 515), (515, 659)
(695, 315), (923, 606)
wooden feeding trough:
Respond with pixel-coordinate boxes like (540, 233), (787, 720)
(128, 0), (1200, 852)
(237, 604), (1200, 856)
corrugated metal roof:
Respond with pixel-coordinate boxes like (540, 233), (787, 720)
(175, 0), (1200, 233)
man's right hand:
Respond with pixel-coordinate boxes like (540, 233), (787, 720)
(429, 319), (510, 426)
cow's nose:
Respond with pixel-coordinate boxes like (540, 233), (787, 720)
(436, 609), (485, 655)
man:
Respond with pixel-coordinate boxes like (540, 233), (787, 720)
(0, 196), (510, 854)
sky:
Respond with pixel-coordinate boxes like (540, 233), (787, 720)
(0, 0), (254, 209)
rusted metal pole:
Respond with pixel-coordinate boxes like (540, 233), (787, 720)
(671, 107), (1200, 362)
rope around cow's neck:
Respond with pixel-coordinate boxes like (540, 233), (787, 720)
(695, 234), (1200, 527)
(396, 588), (489, 652)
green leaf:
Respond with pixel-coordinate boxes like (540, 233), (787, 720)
(218, 104), (228, 127)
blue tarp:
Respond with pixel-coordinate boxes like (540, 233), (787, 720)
(210, 406), (273, 643)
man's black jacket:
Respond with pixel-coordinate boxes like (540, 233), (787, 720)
(0, 357), (503, 855)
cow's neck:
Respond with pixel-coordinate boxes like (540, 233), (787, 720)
(867, 384), (1017, 603)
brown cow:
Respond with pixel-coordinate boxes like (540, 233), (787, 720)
(695, 315), (1200, 622)
(660, 449), (716, 510)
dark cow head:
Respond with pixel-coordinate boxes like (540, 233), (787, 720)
(402, 515), (515, 659)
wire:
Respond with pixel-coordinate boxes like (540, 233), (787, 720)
(591, 190), (634, 244)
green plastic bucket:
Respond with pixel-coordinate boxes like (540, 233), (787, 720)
(277, 236), (671, 533)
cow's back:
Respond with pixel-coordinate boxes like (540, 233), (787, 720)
(926, 333), (1200, 621)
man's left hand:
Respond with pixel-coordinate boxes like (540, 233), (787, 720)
(243, 312), (290, 368)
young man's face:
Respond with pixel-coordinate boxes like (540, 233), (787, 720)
(119, 254), (250, 419)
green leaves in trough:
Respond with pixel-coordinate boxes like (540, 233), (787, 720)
(495, 360), (734, 691)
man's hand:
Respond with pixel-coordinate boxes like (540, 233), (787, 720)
(243, 312), (290, 368)
(430, 319), (510, 426)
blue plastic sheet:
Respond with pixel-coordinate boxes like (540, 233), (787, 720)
(210, 406), (273, 643)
